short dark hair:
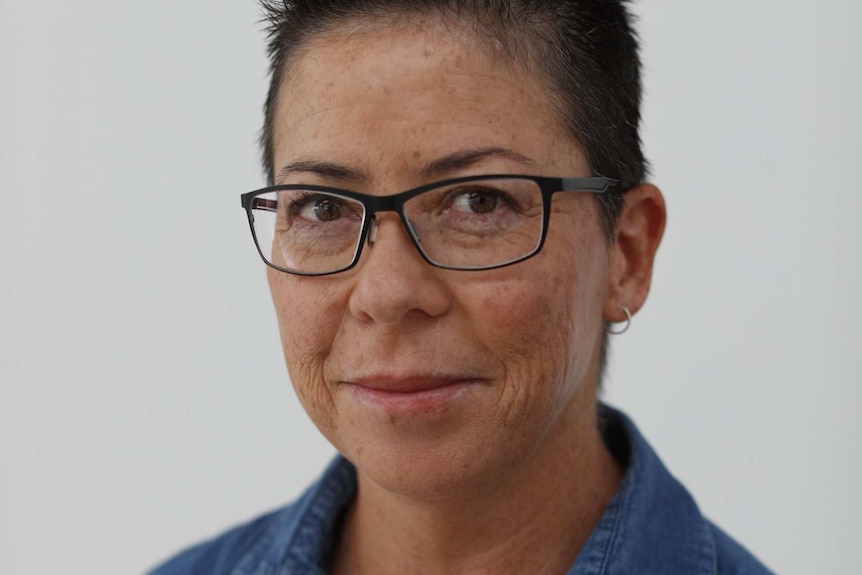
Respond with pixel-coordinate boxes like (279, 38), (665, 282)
(258, 0), (647, 239)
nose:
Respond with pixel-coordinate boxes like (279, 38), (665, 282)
(348, 214), (451, 325)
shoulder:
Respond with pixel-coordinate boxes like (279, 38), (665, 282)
(145, 456), (357, 575)
(594, 406), (775, 575)
(145, 504), (296, 575)
(709, 521), (775, 575)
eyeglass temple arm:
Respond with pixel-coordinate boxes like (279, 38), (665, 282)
(559, 177), (619, 193)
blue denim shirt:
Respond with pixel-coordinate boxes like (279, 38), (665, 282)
(147, 407), (773, 574)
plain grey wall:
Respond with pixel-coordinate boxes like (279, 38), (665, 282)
(1, 1), (859, 573)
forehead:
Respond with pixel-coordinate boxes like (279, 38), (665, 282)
(271, 17), (586, 184)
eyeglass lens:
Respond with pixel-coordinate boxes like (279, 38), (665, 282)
(249, 177), (545, 274)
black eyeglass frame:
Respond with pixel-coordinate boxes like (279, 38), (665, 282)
(240, 174), (619, 276)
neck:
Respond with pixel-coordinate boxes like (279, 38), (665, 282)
(337, 393), (622, 575)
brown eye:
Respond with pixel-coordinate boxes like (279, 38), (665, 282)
(446, 188), (503, 215)
(314, 199), (342, 221)
(465, 191), (498, 214)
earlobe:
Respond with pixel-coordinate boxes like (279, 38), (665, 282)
(603, 184), (667, 323)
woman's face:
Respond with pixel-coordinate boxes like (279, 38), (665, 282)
(269, 19), (613, 497)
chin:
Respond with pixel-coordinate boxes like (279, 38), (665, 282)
(346, 436), (510, 500)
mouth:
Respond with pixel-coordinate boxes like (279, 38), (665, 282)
(342, 375), (485, 415)
(348, 374), (478, 393)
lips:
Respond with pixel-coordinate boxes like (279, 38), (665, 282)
(346, 375), (474, 393)
(342, 374), (485, 415)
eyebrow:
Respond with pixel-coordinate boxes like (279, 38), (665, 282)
(422, 147), (538, 178)
(277, 160), (363, 183)
(276, 147), (538, 184)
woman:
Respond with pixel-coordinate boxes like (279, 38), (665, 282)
(151, 1), (772, 573)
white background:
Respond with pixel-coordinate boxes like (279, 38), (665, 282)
(1, 1), (859, 573)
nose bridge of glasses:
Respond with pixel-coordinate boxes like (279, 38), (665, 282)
(365, 212), (418, 250)
(364, 193), (415, 247)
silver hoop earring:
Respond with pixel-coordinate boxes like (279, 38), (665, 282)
(608, 306), (632, 335)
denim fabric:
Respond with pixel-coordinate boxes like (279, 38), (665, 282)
(146, 407), (773, 575)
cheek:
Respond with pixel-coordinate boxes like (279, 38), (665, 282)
(470, 278), (572, 389)
(269, 272), (342, 356)
(268, 270), (347, 425)
(472, 259), (583, 364)
(465, 251), (604, 422)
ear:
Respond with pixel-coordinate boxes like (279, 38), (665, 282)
(603, 184), (667, 323)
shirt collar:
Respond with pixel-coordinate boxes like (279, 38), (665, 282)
(569, 406), (716, 575)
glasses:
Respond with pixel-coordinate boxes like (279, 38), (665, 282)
(240, 174), (618, 276)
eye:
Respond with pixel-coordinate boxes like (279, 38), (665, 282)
(289, 194), (358, 223)
(450, 188), (505, 214)
(311, 198), (343, 221)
